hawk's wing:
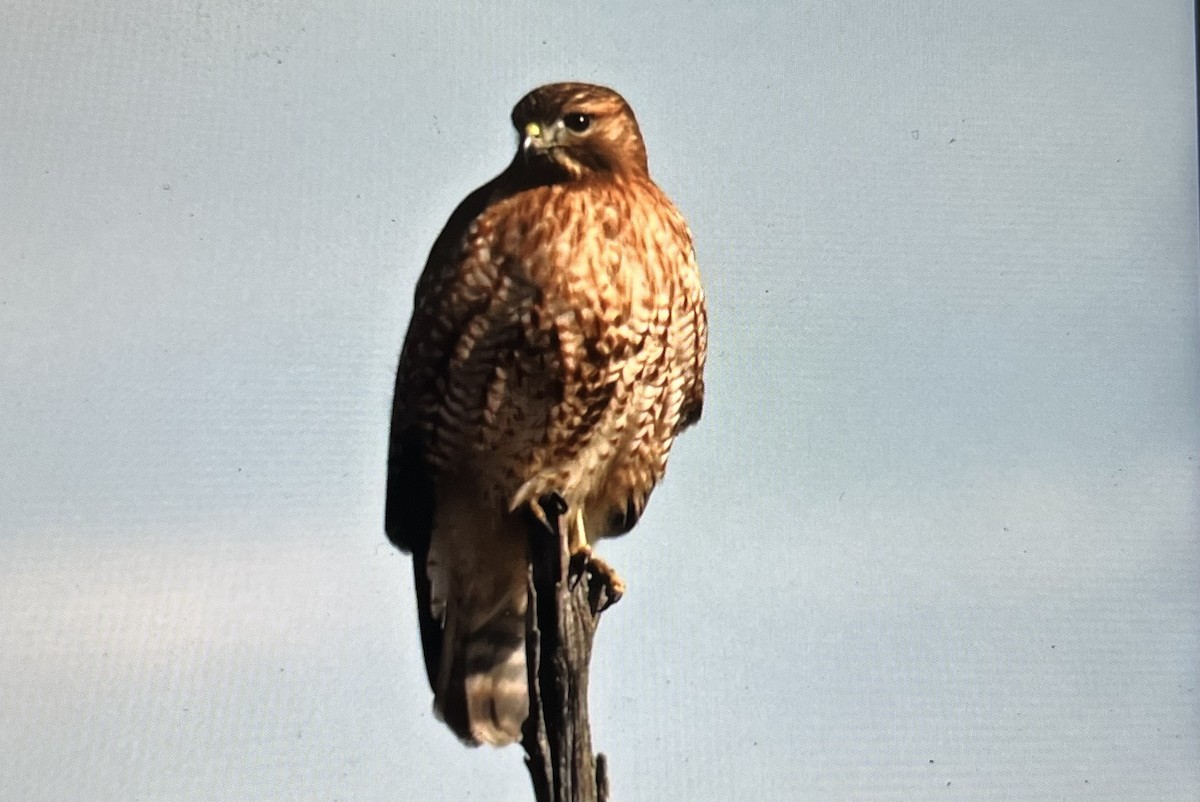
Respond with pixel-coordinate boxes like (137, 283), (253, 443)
(675, 247), (707, 433)
(385, 176), (504, 552)
(384, 176), (505, 689)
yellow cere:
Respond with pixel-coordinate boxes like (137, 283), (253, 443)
(524, 122), (541, 138)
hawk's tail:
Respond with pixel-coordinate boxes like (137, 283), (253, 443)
(435, 598), (529, 747)
(424, 516), (532, 749)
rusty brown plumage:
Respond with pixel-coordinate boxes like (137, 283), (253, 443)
(385, 82), (706, 747)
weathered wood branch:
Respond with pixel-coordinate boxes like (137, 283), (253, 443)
(521, 494), (622, 802)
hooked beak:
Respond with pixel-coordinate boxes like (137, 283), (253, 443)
(521, 121), (550, 159)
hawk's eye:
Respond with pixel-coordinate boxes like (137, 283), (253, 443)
(563, 113), (591, 133)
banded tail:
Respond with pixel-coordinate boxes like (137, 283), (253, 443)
(421, 506), (531, 747)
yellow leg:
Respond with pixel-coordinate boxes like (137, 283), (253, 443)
(568, 508), (626, 601)
(571, 508), (589, 554)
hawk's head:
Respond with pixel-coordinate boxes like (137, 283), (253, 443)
(510, 83), (650, 182)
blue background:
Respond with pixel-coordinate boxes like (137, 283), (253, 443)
(2, 2), (1197, 799)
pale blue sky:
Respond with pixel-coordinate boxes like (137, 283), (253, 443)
(1, 2), (1197, 800)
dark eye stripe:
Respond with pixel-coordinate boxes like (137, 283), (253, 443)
(563, 113), (591, 132)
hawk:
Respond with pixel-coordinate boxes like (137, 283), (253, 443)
(385, 82), (707, 747)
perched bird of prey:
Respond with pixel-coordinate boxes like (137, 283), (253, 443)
(385, 82), (707, 747)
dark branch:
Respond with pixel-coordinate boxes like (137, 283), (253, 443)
(521, 494), (621, 802)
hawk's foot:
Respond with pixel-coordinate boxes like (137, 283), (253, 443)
(568, 545), (625, 613)
(532, 492), (568, 535)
